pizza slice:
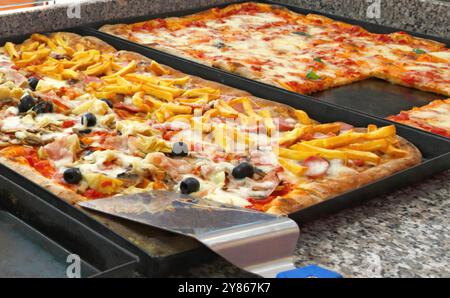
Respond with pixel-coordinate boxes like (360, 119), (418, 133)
(387, 99), (450, 138)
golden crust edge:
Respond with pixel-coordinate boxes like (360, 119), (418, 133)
(266, 136), (422, 215)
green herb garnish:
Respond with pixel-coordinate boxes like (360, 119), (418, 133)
(314, 57), (324, 63)
(293, 31), (312, 37)
(306, 69), (321, 80)
(413, 48), (426, 54)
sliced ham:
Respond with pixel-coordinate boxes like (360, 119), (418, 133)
(304, 156), (330, 178)
(44, 135), (80, 167)
(144, 152), (193, 179)
(337, 122), (354, 133)
(3, 69), (27, 87)
(277, 118), (296, 132)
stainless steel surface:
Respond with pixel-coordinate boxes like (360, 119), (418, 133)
(79, 191), (300, 277)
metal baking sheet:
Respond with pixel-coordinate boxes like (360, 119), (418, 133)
(76, 27), (450, 225)
(0, 211), (98, 278)
(88, 0), (450, 134)
(0, 175), (137, 278)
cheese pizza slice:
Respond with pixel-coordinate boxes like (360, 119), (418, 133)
(388, 99), (450, 138)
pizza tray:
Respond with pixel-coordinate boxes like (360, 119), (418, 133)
(75, 26), (450, 224)
(0, 175), (138, 278)
(86, 0), (450, 139)
(0, 27), (449, 276)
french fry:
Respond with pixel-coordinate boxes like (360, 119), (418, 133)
(279, 158), (308, 176)
(259, 109), (276, 134)
(182, 87), (220, 100)
(125, 73), (163, 85)
(166, 114), (193, 123)
(163, 103), (192, 114)
(311, 123), (342, 134)
(53, 33), (75, 56)
(294, 109), (312, 125)
(202, 108), (218, 122)
(15, 48), (51, 66)
(62, 69), (79, 80)
(365, 125), (396, 139)
(107, 60), (137, 77)
(381, 144), (408, 157)
(289, 143), (348, 160)
(131, 92), (152, 112)
(215, 100), (242, 118)
(178, 96), (209, 105)
(31, 34), (59, 52)
(279, 126), (312, 146)
(20, 41), (40, 53)
(299, 132), (364, 149)
(149, 60), (170, 75)
(278, 148), (318, 161)
(165, 76), (191, 86)
(141, 84), (174, 101)
(340, 149), (381, 164)
(342, 139), (389, 152)
(84, 60), (111, 76)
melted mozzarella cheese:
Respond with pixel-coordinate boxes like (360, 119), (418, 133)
(429, 51), (450, 61)
(37, 77), (69, 90)
(326, 159), (358, 177)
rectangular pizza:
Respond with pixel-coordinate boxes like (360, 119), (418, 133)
(100, 2), (450, 97)
(0, 32), (421, 215)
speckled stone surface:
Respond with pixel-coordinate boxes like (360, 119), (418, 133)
(174, 170), (450, 278)
(0, 0), (234, 39)
(281, 0), (450, 39)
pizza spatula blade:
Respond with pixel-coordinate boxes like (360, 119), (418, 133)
(79, 191), (339, 278)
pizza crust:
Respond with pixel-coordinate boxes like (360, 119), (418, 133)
(266, 136), (422, 215)
(0, 156), (88, 204)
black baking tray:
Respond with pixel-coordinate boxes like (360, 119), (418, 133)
(0, 175), (138, 277)
(75, 27), (450, 225)
(0, 17), (449, 276)
(87, 0), (450, 138)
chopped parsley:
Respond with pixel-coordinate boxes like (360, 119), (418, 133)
(413, 48), (426, 54)
(293, 31), (312, 37)
(314, 57), (324, 63)
(306, 69), (321, 80)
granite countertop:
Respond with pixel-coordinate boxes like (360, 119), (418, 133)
(175, 170), (450, 278)
(0, 0), (449, 278)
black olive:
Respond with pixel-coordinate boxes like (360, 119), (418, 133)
(33, 101), (53, 114)
(171, 142), (189, 157)
(99, 98), (113, 108)
(81, 113), (97, 127)
(27, 77), (39, 91)
(180, 177), (200, 194)
(18, 95), (36, 113)
(232, 162), (255, 179)
(78, 129), (92, 135)
(83, 150), (94, 156)
(63, 168), (82, 184)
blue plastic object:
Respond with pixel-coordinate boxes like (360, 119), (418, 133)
(276, 265), (343, 278)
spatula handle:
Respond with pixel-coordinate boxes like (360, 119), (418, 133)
(276, 265), (343, 278)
